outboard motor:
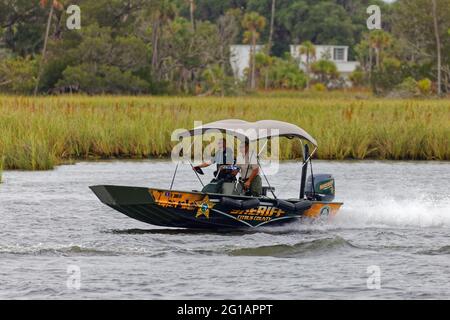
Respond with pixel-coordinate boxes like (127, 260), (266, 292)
(305, 174), (335, 202)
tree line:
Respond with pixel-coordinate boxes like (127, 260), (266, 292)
(0, 0), (449, 96)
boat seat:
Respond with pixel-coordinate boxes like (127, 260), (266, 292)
(277, 199), (312, 212)
(222, 182), (236, 195)
(220, 197), (260, 210)
(202, 180), (242, 195)
(201, 181), (222, 193)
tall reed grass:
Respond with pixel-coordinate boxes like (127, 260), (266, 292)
(0, 155), (3, 182)
(0, 95), (448, 170)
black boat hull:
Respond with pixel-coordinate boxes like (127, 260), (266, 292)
(90, 185), (342, 229)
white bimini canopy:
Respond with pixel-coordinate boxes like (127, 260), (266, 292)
(179, 119), (317, 146)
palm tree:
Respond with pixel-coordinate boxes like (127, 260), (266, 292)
(188, 0), (196, 31)
(267, 0), (276, 55)
(149, 0), (176, 80)
(255, 53), (274, 90)
(369, 30), (392, 71)
(34, 0), (63, 95)
(299, 41), (316, 88)
(242, 12), (266, 90)
(432, 0), (442, 95)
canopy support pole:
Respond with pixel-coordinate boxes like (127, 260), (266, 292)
(187, 136), (205, 187)
(257, 156), (277, 199)
(299, 145), (317, 199)
(254, 139), (276, 199)
(170, 136), (205, 190)
(190, 160), (205, 187)
(309, 157), (316, 198)
(170, 163), (179, 190)
(299, 144), (309, 199)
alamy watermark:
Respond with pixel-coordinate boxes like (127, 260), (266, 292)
(367, 265), (381, 290)
(53, 3), (380, 34)
(66, 5), (81, 30)
(66, 264), (81, 290)
(367, 5), (382, 30)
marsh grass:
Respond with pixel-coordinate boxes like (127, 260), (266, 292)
(0, 155), (3, 182)
(0, 95), (448, 170)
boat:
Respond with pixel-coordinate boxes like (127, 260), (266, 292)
(90, 119), (343, 229)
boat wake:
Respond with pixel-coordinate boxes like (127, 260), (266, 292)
(0, 244), (119, 256)
(333, 198), (450, 228)
(228, 236), (357, 258)
(106, 196), (450, 237)
(417, 245), (450, 255)
(0, 244), (165, 257)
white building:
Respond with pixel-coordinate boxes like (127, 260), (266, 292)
(229, 44), (360, 81)
(230, 44), (264, 80)
(290, 44), (360, 78)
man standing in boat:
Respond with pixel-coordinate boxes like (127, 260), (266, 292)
(193, 137), (234, 179)
(236, 140), (262, 197)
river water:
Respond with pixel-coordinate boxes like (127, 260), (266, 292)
(0, 160), (449, 299)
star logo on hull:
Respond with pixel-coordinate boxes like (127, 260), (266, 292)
(195, 196), (215, 219)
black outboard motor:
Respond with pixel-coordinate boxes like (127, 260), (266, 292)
(305, 174), (335, 202)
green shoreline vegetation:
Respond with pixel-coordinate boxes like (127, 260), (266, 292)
(0, 93), (449, 171)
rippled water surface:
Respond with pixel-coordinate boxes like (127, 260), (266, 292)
(0, 160), (449, 299)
